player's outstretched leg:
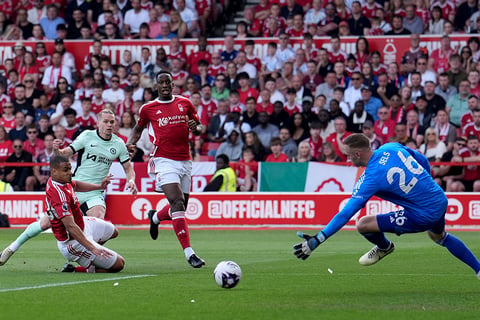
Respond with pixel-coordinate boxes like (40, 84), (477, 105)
(0, 220), (46, 266)
(171, 210), (205, 268)
(358, 243), (395, 266)
(148, 205), (172, 240)
(433, 232), (480, 278)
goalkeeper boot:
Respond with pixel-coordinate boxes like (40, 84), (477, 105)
(0, 247), (14, 266)
(188, 254), (206, 268)
(359, 243), (395, 266)
(148, 210), (159, 240)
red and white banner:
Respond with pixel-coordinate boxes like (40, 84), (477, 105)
(4, 192), (480, 228)
(0, 35), (471, 75)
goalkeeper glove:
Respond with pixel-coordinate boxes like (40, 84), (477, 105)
(293, 231), (326, 260)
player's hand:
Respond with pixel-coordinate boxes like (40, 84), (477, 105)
(92, 247), (113, 260)
(293, 231), (325, 260)
(100, 174), (113, 189)
(126, 179), (138, 195)
(52, 139), (62, 152)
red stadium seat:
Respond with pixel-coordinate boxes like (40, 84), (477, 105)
(200, 142), (221, 155)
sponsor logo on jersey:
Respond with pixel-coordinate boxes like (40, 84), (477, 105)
(62, 202), (68, 211)
(110, 148), (116, 154)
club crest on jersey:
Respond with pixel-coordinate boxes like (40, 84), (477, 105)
(178, 104), (184, 112)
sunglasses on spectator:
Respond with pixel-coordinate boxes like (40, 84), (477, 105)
(216, 78), (226, 82)
(27, 131), (37, 134)
(13, 145), (22, 148)
(3, 105), (13, 108)
(111, 80), (120, 83)
(456, 142), (466, 147)
(24, 80), (34, 83)
(352, 78), (361, 80)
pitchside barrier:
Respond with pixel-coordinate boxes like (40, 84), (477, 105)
(2, 161), (480, 228)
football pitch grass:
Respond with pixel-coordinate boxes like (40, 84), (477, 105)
(0, 228), (479, 320)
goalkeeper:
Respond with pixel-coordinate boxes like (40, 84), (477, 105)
(294, 133), (480, 278)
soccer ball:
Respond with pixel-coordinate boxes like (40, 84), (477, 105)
(213, 261), (242, 289)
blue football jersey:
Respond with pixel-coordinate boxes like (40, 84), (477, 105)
(322, 143), (448, 238)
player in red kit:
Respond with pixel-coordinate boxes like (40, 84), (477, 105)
(127, 71), (205, 268)
(46, 155), (125, 273)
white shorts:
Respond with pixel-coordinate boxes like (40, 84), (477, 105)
(57, 217), (117, 270)
(148, 157), (192, 193)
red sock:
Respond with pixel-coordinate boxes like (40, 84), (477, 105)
(171, 214), (190, 250)
(157, 205), (171, 221)
(75, 266), (87, 272)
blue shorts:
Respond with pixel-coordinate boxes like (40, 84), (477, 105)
(376, 209), (446, 235)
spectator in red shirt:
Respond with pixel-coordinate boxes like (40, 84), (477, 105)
(237, 72), (259, 105)
(23, 124), (44, 160)
(326, 116), (351, 161)
(450, 135), (480, 192)
(265, 137), (290, 162)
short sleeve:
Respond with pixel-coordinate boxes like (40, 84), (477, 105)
(69, 130), (88, 153)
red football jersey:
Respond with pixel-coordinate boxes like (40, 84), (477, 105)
(138, 95), (200, 160)
(46, 179), (84, 242)
(208, 64), (226, 77)
(463, 122), (480, 139)
(187, 51), (212, 75)
(459, 149), (480, 181)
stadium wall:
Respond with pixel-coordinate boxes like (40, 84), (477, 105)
(3, 192), (480, 227)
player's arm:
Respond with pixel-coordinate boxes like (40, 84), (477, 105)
(61, 215), (112, 258)
(127, 124), (146, 150)
(73, 175), (112, 192)
(52, 140), (74, 157)
(294, 175), (376, 260)
(121, 160), (138, 195)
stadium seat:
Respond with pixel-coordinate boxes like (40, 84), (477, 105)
(200, 142), (222, 155)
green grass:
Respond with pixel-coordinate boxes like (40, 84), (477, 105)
(0, 228), (479, 320)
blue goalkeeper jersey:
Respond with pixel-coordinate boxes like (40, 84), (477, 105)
(322, 143), (448, 238)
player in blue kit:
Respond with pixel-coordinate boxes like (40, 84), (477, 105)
(293, 133), (480, 278)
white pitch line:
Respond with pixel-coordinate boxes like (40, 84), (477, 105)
(0, 274), (155, 293)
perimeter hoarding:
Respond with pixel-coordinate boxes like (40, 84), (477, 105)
(3, 192), (480, 228)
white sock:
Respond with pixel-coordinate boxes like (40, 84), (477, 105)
(9, 241), (20, 252)
(184, 247), (194, 259)
(152, 212), (160, 224)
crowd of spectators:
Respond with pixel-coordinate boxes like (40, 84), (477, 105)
(1, 0), (480, 192)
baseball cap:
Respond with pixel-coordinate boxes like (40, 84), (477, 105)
(54, 38), (64, 45)
(13, 42), (25, 50)
(361, 85), (372, 92)
(363, 120), (374, 128)
(302, 96), (313, 103)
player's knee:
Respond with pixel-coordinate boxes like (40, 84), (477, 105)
(109, 256), (125, 273)
(428, 231), (447, 245)
(39, 215), (51, 230)
(170, 198), (186, 212)
(110, 228), (119, 239)
(356, 216), (376, 234)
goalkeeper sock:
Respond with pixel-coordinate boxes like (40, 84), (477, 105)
(438, 233), (480, 273)
(171, 211), (190, 250)
(10, 221), (44, 252)
(361, 232), (391, 250)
